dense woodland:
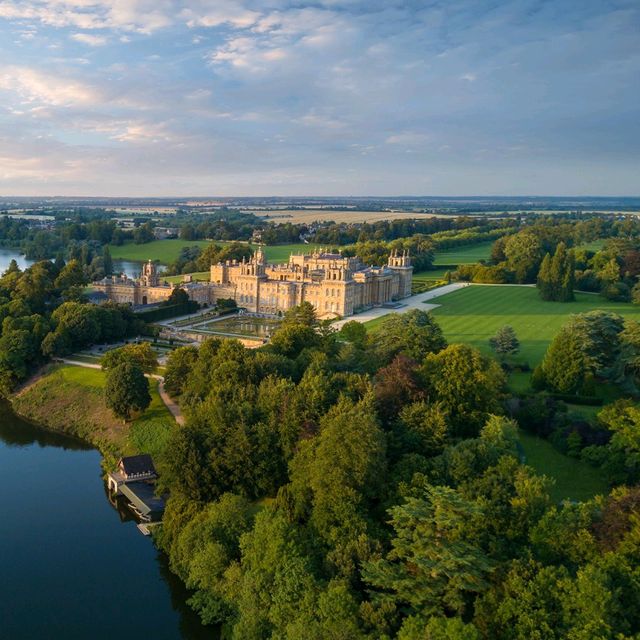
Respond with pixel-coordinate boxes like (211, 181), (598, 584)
(154, 303), (640, 638)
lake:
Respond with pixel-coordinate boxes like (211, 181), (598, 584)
(0, 247), (34, 272)
(0, 401), (213, 640)
(0, 247), (163, 280)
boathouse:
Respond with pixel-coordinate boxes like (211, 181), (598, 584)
(107, 454), (165, 522)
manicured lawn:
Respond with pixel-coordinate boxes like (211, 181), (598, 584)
(413, 267), (450, 282)
(519, 431), (609, 502)
(430, 285), (640, 366)
(432, 241), (494, 266)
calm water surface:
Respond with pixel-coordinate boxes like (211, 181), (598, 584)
(0, 247), (33, 272)
(0, 401), (213, 640)
(0, 247), (165, 280)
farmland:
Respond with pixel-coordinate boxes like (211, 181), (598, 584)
(244, 209), (442, 224)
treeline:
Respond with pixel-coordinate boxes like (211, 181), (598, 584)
(504, 309), (640, 487)
(164, 242), (253, 275)
(455, 216), (640, 302)
(178, 210), (263, 242)
(0, 259), (143, 394)
(155, 304), (640, 638)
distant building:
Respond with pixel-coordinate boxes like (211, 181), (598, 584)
(153, 226), (179, 240)
(93, 249), (413, 319)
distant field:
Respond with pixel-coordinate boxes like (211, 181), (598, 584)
(164, 271), (210, 284)
(264, 243), (321, 262)
(576, 239), (605, 252)
(430, 285), (640, 366)
(519, 431), (609, 502)
(108, 239), (211, 262)
(245, 209), (442, 224)
(109, 240), (321, 265)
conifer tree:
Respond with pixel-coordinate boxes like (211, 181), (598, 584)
(537, 243), (574, 302)
(537, 253), (552, 299)
(489, 325), (520, 359)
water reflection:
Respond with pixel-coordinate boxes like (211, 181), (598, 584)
(0, 247), (34, 273)
(0, 248), (165, 282)
(0, 400), (215, 640)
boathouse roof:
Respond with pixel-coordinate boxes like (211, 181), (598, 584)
(118, 454), (156, 477)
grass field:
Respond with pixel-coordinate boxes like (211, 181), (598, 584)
(519, 431), (609, 502)
(164, 271), (210, 284)
(109, 239), (320, 265)
(429, 285), (640, 366)
(108, 239), (211, 262)
(432, 241), (494, 266)
(576, 239), (605, 252)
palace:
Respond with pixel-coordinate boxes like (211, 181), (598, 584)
(93, 248), (413, 319)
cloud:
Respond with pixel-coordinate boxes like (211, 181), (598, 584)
(386, 133), (430, 146)
(71, 32), (107, 46)
(0, 0), (174, 33)
(0, 1), (638, 195)
(181, 1), (260, 29)
(0, 65), (100, 106)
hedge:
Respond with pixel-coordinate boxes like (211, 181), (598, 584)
(135, 301), (199, 322)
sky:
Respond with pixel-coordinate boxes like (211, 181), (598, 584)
(0, 0), (638, 197)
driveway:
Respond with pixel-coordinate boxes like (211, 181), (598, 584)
(332, 282), (467, 329)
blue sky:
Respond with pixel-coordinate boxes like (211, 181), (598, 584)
(0, 0), (638, 196)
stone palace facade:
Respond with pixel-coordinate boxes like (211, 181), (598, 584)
(93, 248), (413, 319)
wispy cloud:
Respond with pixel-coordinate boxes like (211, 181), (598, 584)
(71, 32), (107, 46)
(0, 65), (99, 106)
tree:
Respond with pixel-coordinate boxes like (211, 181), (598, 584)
(539, 327), (587, 393)
(363, 484), (493, 618)
(372, 310), (447, 364)
(164, 345), (198, 397)
(105, 361), (150, 421)
(42, 302), (101, 356)
(537, 243), (574, 302)
(283, 301), (317, 327)
(489, 326), (520, 359)
(422, 344), (506, 437)
(101, 342), (158, 374)
(536, 253), (553, 299)
(102, 246), (113, 276)
(132, 222), (154, 244)
(339, 320), (367, 348)
(373, 354), (424, 423)
(165, 287), (190, 306)
(504, 231), (544, 283)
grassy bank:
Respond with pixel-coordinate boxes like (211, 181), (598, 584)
(12, 365), (175, 467)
